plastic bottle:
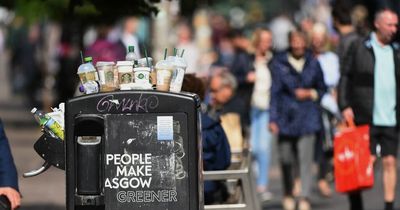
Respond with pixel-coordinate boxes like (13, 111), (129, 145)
(31, 108), (64, 140)
(125, 46), (138, 65)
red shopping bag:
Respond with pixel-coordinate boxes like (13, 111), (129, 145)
(334, 121), (373, 193)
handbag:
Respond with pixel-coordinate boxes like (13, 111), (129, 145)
(334, 119), (374, 193)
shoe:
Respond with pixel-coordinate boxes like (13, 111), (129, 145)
(282, 196), (296, 210)
(299, 199), (311, 210)
(318, 180), (332, 197)
(259, 191), (273, 202)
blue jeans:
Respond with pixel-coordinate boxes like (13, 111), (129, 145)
(250, 107), (272, 189)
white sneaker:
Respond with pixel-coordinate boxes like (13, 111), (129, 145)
(259, 191), (273, 202)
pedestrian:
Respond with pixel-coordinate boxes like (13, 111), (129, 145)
(117, 16), (141, 57)
(248, 27), (274, 201)
(181, 74), (231, 204)
(85, 24), (125, 65)
(0, 118), (21, 210)
(207, 69), (247, 130)
(331, 4), (360, 74)
(338, 9), (400, 210)
(213, 29), (253, 129)
(175, 21), (200, 75)
(269, 29), (326, 210)
(310, 22), (340, 198)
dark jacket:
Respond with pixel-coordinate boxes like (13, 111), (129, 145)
(213, 49), (253, 126)
(201, 113), (231, 193)
(269, 51), (327, 137)
(338, 34), (400, 125)
(0, 119), (19, 190)
(336, 31), (360, 74)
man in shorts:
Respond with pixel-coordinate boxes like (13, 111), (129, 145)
(338, 8), (400, 210)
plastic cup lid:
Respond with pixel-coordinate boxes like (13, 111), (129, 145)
(167, 56), (186, 68)
(116, 61), (134, 66)
(96, 61), (115, 67)
(137, 57), (153, 67)
(155, 59), (173, 69)
(134, 67), (151, 72)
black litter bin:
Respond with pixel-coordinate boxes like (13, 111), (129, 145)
(65, 90), (203, 210)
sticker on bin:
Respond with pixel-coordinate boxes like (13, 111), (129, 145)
(157, 116), (173, 140)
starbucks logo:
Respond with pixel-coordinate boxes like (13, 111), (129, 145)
(138, 73), (144, 79)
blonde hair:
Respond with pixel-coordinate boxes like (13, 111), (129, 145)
(251, 28), (271, 48)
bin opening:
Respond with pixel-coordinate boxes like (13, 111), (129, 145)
(74, 115), (104, 136)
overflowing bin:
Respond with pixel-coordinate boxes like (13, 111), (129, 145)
(66, 90), (203, 210)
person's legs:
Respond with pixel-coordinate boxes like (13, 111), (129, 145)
(279, 136), (296, 195)
(298, 134), (315, 199)
(316, 129), (332, 197)
(383, 156), (396, 205)
(348, 191), (363, 210)
(250, 108), (267, 191)
(279, 136), (296, 210)
(377, 126), (399, 210)
(259, 110), (272, 189)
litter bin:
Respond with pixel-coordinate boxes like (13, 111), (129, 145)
(65, 90), (203, 210)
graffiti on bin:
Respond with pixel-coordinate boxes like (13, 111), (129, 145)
(104, 114), (189, 209)
(96, 94), (159, 113)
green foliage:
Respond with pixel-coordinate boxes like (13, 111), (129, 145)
(12, 0), (68, 23)
(2, 0), (163, 24)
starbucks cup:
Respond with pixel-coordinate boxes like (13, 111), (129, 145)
(117, 61), (134, 89)
(96, 61), (116, 92)
(155, 60), (173, 91)
(134, 67), (151, 85)
(167, 56), (187, 93)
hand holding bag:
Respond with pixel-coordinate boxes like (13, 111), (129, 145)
(334, 120), (374, 193)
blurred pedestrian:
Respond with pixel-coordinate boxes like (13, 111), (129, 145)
(0, 118), (21, 210)
(7, 21), (42, 108)
(182, 74), (231, 204)
(207, 69), (247, 130)
(118, 16), (141, 57)
(269, 29), (326, 210)
(269, 14), (295, 52)
(332, 5), (360, 74)
(175, 21), (200, 75)
(311, 22), (340, 198)
(248, 27), (274, 201)
(338, 9), (400, 210)
(227, 30), (253, 129)
(85, 24), (125, 65)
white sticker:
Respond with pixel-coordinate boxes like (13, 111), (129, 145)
(157, 116), (173, 140)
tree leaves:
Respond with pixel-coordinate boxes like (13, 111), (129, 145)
(1, 0), (163, 24)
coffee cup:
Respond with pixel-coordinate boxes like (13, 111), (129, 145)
(96, 61), (116, 92)
(116, 61), (134, 89)
(155, 60), (173, 91)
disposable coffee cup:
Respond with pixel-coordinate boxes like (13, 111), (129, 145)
(155, 60), (173, 91)
(96, 61), (116, 92)
(134, 67), (151, 84)
(167, 56), (187, 93)
(117, 61), (134, 88)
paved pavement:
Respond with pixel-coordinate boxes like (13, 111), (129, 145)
(1, 53), (400, 210)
